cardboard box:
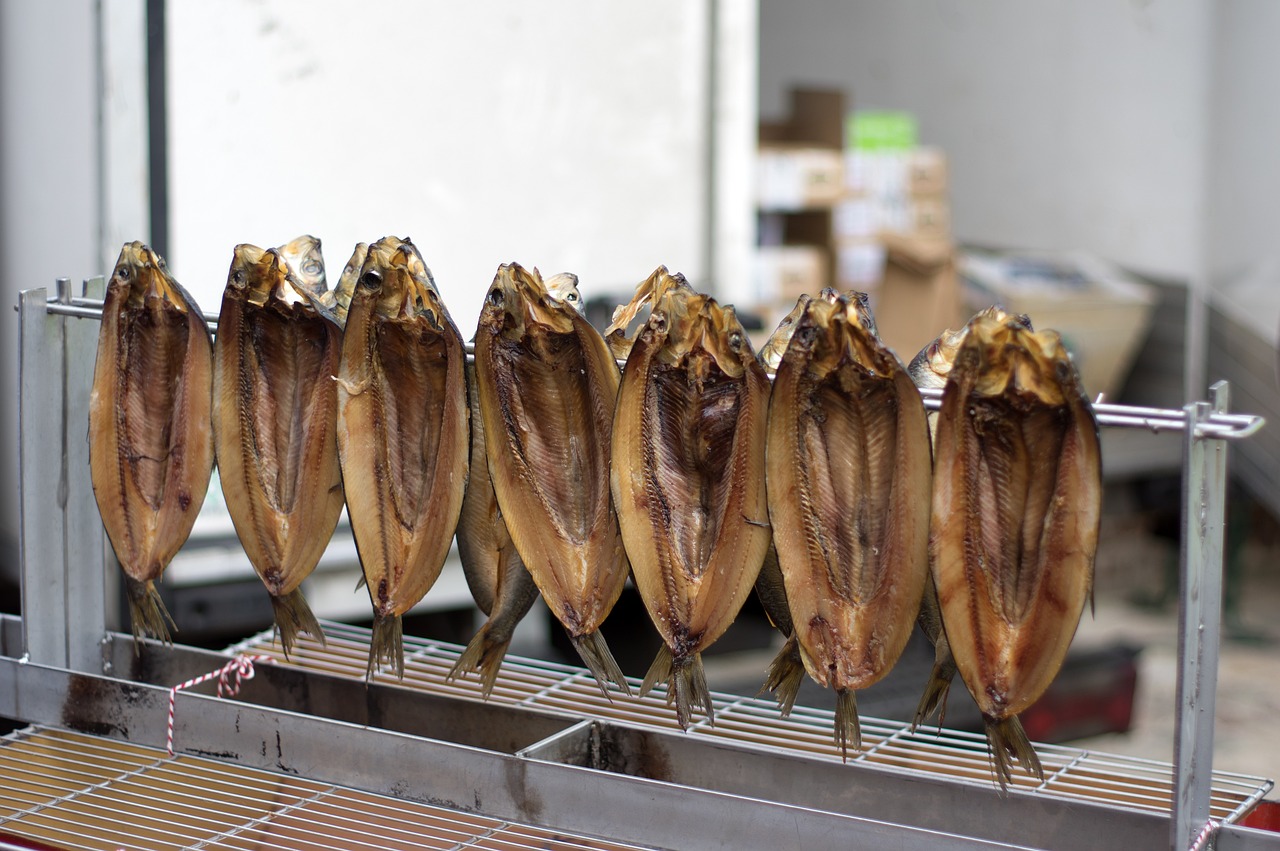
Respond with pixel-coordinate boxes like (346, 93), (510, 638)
(755, 245), (830, 305)
(761, 87), (846, 148)
(959, 250), (1157, 400)
(908, 196), (951, 238)
(871, 233), (964, 361)
(757, 145), (845, 210)
(835, 238), (886, 290)
(907, 147), (949, 196)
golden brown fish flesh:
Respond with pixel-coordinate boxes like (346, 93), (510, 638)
(906, 307), (1034, 732)
(450, 272), (580, 696)
(765, 294), (932, 754)
(931, 311), (1101, 788)
(336, 237), (469, 679)
(473, 263), (630, 696)
(612, 276), (772, 727)
(212, 244), (344, 656)
(89, 241), (214, 644)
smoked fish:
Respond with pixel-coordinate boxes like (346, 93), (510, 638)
(336, 237), (469, 679)
(611, 275), (771, 728)
(765, 293), (932, 753)
(212, 244), (344, 656)
(89, 242), (214, 644)
(931, 311), (1101, 788)
(473, 263), (630, 696)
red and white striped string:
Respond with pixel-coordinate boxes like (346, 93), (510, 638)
(166, 654), (275, 757)
(1188, 817), (1218, 851)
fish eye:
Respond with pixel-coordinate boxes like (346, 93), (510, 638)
(565, 292), (579, 302)
(728, 331), (744, 350)
(487, 288), (504, 307)
(232, 269), (245, 286)
(117, 267), (131, 281)
(303, 260), (321, 275)
(359, 271), (381, 291)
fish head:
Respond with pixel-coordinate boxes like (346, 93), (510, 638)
(276, 234), (327, 297)
(544, 271), (585, 314)
(649, 286), (754, 380)
(962, 312), (1070, 404)
(911, 305), (1036, 390)
(480, 262), (578, 339)
(845, 290), (879, 340)
(110, 241), (187, 311)
(782, 294), (885, 374)
(758, 293), (812, 373)
(605, 266), (693, 357)
(356, 237), (447, 328)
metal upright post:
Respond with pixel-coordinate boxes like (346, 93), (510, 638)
(17, 279), (109, 673)
(19, 284), (70, 667)
(1171, 381), (1229, 850)
(63, 277), (108, 672)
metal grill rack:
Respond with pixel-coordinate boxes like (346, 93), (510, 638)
(6, 278), (1278, 850)
(0, 727), (651, 851)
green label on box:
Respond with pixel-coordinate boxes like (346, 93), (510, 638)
(848, 111), (917, 151)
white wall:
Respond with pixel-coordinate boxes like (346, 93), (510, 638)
(0, 0), (103, 573)
(165, 1), (752, 333)
(758, 0), (1214, 283)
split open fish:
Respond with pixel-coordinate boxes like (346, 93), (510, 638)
(930, 311), (1101, 788)
(473, 263), (630, 696)
(765, 293), (932, 753)
(212, 243), (344, 656)
(88, 242), (214, 644)
(336, 236), (469, 678)
(611, 272), (771, 727)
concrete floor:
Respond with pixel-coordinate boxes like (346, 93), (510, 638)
(1070, 510), (1280, 783)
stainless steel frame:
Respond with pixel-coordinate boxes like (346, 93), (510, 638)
(7, 281), (1277, 850)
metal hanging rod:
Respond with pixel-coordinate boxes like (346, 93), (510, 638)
(40, 292), (1266, 441)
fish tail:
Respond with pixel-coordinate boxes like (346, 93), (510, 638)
(446, 624), (511, 699)
(125, 576), (175, 649)
(569, 631), (631, 699)
(366, 613), (404, 681)
(911, 657), (956, 731)
(985, 714), (1043, 792)
(835, 689), (861, 759)
(760, 635), (805, 717)
(645, 648), (713, 730)
(270, 588), (325, 660)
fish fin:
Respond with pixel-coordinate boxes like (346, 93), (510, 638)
(270, 588), (325, 660)
(911, 658), (956, 731)
(366, 613), (404, 681)
(447, 625), (511, 699)
(569, 631), (631, 699)
(640, 644), (673, 698)
(835, 689), (861, 759)
(985, 714), (1043, 793)
(644, 648), (714, 730)
(760, 635), (805, 717)
(353, 573), (367, 592)
(125, 577), (176, 649)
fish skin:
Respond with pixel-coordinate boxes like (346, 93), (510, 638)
(212, 244), (344, 656)
(89, 242), (214, 645)
(450, 271), (582, 696)
(336, 236), (469, 679)
(604, 265), (692, 361)
(930, 311), (1101, 789)
(612, 277), (772, 727)
(765, 294), (932, 754)
(330, 242), (369, 327)
(906, 306), (1034, 731)
(474, 262), (631, 696)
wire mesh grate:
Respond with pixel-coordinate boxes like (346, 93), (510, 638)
(0, 728), (653, 851)
(230, 620), (1273, 823)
